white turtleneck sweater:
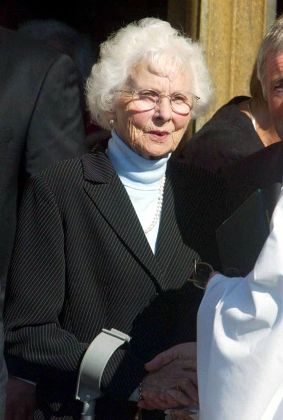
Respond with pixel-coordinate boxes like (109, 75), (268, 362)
(107, 130), (170, 254)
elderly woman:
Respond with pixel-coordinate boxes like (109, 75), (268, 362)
(4, 18), (224, 420)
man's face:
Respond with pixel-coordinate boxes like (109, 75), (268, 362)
(264, 51), (283, 139)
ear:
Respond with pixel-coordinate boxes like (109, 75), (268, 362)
(106, 110), (116, 121)
(106, 110), (117, 129)
(105, 110), (116, 130)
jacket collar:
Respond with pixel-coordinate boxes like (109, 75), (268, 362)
(82, 149), (165, 287)
(82, 148), (115, 184)
(81, 149), (196, 290)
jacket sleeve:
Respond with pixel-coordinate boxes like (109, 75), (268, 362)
(4, 174), (146, 399)
(4, 175), (88, 385)
(0, 318), (7, 418)
(24, 54), (87, 177)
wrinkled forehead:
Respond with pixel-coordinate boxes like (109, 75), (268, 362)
(127, 56), (192, 89)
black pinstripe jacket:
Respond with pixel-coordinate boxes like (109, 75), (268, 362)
(4, 148), (227, 419)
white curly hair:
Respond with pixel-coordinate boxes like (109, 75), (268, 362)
(86, 17), (214, 129)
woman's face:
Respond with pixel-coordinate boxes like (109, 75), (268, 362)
(110, 59), (193, 159)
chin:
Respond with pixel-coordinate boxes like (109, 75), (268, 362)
(134, 139), (174, 159)
(146, 144), (174, 159)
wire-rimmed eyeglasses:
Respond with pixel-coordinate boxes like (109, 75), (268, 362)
(187, 259), (214, 290)
(115, 89), (200, 116)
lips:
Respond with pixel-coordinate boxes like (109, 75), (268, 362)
(149, 130), (169, 135)
(148, 130), (170, 140)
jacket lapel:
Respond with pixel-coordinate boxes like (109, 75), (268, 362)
(82, 150), (163, 285)
(156, 161), (199, 282)
(156, 173), (181, 272)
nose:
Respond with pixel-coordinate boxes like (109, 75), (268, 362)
(154, 96), (172, 121)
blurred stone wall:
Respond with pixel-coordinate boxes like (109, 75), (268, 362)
(168, 0), (276, 132)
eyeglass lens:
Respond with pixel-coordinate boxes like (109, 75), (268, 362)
(131, 91), (193, 115)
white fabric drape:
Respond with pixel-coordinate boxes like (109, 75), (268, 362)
(197, 189), (283, 420)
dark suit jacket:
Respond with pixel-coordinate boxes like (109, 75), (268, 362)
(221, 141), (283, 211)
(175, 96), (265, 173)
(4, 149), (227, 419)
(0, 26), (87, 287)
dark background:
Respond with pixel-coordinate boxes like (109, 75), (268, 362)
(1, 1), (283, 51)
(0, 0), (168, 43)
(278, 0), (283, 16)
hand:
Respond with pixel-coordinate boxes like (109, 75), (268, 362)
(145, 342), (197, 372)
(5, 377), (36, 420)
(138, 349), (198, 411)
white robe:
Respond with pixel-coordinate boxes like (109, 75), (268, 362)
(197, 189), (283, 420)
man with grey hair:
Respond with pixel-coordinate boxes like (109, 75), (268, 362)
(175, 14), (283, 174)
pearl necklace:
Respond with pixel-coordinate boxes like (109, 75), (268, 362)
(144, 175), (166, 234)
